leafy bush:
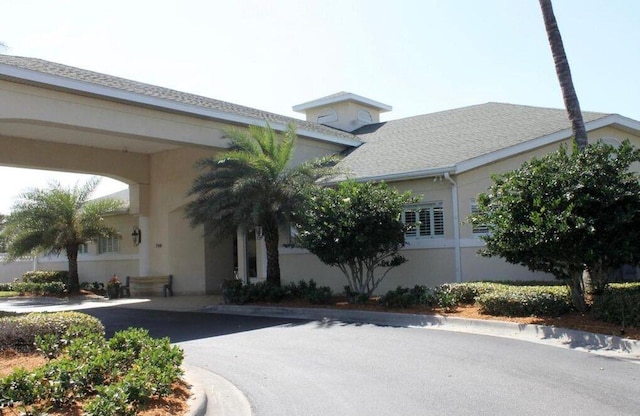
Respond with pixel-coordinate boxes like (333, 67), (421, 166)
(81, 281), (105, 291)
(11, 281), (66, 295)
(380, 285), (433, 309)
(222, 279), (288, 304)
(0, 311), (105, 352)
(476, 286), (572, 317)
(592, 283), (640, 328)
(1, 326), (184, 415)
(285, 280), (334, 305)
(222, 279), (245, 304)
(22, 270), (68, 285)
(0, 282), (13, 292)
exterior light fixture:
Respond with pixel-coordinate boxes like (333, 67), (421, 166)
(131, 225), (142, 246)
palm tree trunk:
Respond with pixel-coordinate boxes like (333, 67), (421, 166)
(539, 0), (588, 150)
(263, 222), (281, 287)
(66, 245), (80, 293)
(540, 0), (591, 306)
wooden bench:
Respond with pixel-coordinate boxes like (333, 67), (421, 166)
(120, 275), (173, 297)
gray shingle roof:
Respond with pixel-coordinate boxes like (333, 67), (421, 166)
(0, 54), (359, 144)
(342, 102), (610, 179)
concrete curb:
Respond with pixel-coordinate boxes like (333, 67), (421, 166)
(183, 366), (208, 416)
(184, 364), (253, 416)
(204, 304), (640, 362)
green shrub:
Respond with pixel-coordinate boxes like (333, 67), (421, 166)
(286, 280), (334, 305)
(81, 281), (105, 291)
(1, 326), (184, 415)
(222, 280), (289, 304)
(443, 282), (501, 304)
(0, 367), (44, 408)
(0, 282), (13, 292)
(476, 286), (572, 317)
(0, 311), (105, 352)
(221, 279), (245, 304)
(22, 270), (68, 285)
(592, 283), (640, 328)
(11, 281), (66, 295)
(380, 285), (433, 308)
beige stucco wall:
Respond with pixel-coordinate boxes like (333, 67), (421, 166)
(281, 125), (640, 292)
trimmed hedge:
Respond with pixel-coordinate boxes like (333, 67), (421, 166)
(592, 283), (640, 328)
(0, 311), (105, 352)
(443, 282), (501, 305)
(380, 285), (433, 309)
(22, 270), (68, 285)
(476, 286), (572, 317)
(10, 281), (66, 296)
(222, 279), (334, 305)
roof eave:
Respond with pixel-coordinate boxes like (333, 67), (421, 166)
(0, 63), (362, 148)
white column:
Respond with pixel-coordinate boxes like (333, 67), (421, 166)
(236, 228), (247, 283)
(256, 233), (267, 279)
(138, 216), (150, 276)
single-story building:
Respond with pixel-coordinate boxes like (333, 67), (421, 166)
(2, 54), (640, 293)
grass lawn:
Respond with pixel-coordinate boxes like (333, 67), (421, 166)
(0, 291), (19, 298)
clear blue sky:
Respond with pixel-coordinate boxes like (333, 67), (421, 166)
(2, 0), (639, 212)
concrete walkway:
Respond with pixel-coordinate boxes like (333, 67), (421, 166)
(2, 294), (639, 416)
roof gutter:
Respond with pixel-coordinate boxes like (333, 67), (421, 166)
(342, 166), (455, 184)
(0, 63), (362, 148)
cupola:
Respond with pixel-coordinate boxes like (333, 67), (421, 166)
(293, 92), (392, 132)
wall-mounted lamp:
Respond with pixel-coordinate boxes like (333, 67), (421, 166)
(131, 225), (142, 247)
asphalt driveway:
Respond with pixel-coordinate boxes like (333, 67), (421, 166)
(83, 307), (640, 416)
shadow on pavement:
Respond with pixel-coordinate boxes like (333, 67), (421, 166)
(81, 306), (311, 342)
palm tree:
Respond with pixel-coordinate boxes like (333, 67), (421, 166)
(2, 178), (123, 293)
(186, 123), (338, 286)
(539, 0), (588, 150)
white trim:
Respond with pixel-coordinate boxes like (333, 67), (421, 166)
(455, 114), (640, 174)
(401, 239), (454, 249)
(0, 63), (362, 147)
(293, 92), (392, 112)
(37, 254), (139, 263)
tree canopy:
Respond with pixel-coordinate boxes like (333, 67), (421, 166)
(469, 141), (640, 311)
(185, 123), (338, 286)
(294, 180), (416, 301)
(2, 178), (123, 292)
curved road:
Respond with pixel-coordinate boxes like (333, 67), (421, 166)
(86, 308), (639, 416)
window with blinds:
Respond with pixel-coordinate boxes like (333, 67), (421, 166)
(98, 235), (120, 254)
(470, 200), (489, 235)
(402, 203), (444, 238)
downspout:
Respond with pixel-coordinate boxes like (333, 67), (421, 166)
(444, 172), (462, 283)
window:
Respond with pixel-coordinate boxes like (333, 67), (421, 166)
(470, 200), (489, 235)
(402, 203), (444, 238)
(78, 243), (89, 255)
(98, 235), (120, 254)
